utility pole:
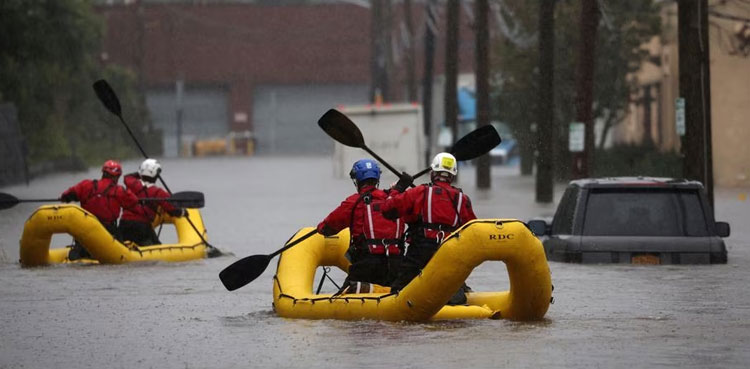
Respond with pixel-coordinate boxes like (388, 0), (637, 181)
(536, 0), (555, 203)
(175, 79), (184, 157)
(445, 0), (460, 148)
(404, 0), (417, 102)
(423, 0), (437, 165)
(371, 0), (388, 102)
(678, 0), (714, 207)
(383, 0), (393, 101)
(476, 0), (491, 189)
(573, 0), (599, 179)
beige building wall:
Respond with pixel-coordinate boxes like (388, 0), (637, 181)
(613, 2), (750, 187)
(708, 2), (750, 187)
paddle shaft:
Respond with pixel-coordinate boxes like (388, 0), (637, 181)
(114, 115), (173, 194)
(218, 229), (318, 291)
(108, 99), (215, 250)
(4, 196), (195, 204)
(16, 198), (60, 203)
(361, 145), (402, 179)
(269, 229), (318, 258)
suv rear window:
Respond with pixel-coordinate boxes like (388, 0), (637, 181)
(582, 188), (709, 237)
(552, 186), (579, 234)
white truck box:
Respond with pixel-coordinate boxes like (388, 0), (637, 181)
(333, 104), (426, 184)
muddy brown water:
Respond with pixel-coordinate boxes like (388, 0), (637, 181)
(1, 157), (749, 369)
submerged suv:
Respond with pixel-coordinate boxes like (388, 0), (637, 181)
(528, 177), (730, 264)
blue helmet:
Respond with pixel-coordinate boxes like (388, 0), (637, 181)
(349, 159), (381, 183)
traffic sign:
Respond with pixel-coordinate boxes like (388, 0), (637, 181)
(569, 122), (585, 152)
(675, 97), (686, 136)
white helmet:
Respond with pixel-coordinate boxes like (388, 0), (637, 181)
(431, 152), (458, 176)
(139, 158), (162, 178)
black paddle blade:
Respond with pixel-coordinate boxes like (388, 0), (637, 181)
(219, 254), (272, 291)
(93, 79), (122, 116)
(169, 191), (205, 208)
(141, 191), (205, 208)
(0, 193), (20, 210)
(318, 109), (365, 148)
(450, 125), (502, 161)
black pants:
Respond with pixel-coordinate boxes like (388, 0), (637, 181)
(390, 238), (467, 305)
(119, 220), (161, 246)
(389, 239), (438, 292)
(345, 247), (402, 287)
(69, 221), (119, 260)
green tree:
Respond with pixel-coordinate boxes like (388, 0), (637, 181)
(0, 0), (156, 169)
(492, 0), (661, 178)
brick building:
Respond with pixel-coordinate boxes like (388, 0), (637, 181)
(96, 1), (477, 156)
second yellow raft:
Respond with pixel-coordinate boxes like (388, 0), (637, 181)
(273, 219), (552, 321)
(19, 204), (208, 266)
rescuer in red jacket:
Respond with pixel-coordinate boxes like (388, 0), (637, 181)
(119, 158), (184, 246)
(317, 159), (405, 290)
(60, 160), (139, 259)
(383, 152), (477, 304)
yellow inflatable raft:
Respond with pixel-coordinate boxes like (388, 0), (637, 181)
(19, 204), (208, 266)
(273, 219), (552, 321)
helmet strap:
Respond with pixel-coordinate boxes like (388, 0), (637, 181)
(431, 171), (453, 183)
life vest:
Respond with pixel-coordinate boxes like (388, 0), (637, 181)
(129, 183), (160, 222)
(417, 184), (464, 242)
(80, 179), (120, 224)
(350, 191), (404, 255)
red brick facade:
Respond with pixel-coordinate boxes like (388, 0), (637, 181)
(97, 3), (476, 132)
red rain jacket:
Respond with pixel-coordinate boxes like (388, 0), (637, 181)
(317, 185), (404, 255)
(120, 173), (177, 223)
(382, 181), (476, 241)
(61, 177), (139, 224)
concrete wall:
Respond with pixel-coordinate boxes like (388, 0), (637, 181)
(708, 2), (750, 187)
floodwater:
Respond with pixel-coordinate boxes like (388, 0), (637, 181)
(1, 156), (749, 369)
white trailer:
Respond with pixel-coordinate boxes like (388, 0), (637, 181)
(332, 104), (426, 184)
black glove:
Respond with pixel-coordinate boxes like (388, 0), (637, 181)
(317, 224), (337, 237)
(393, 172), (413, 193)
(168, 208), (187, 217)
(60, 193), (77, 203)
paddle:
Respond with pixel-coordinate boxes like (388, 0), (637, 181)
(140, 191), (205, 209)
(92, 80), (166, 189)
(0, 191), (205, 211)
(319, 109), (502, 181)
(0, 193), (61, 210)
(93, 79), (222, 257)
(318, 109), (404, 178)
(411, 124), (502, 180)
(219, 229), (318, 291)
